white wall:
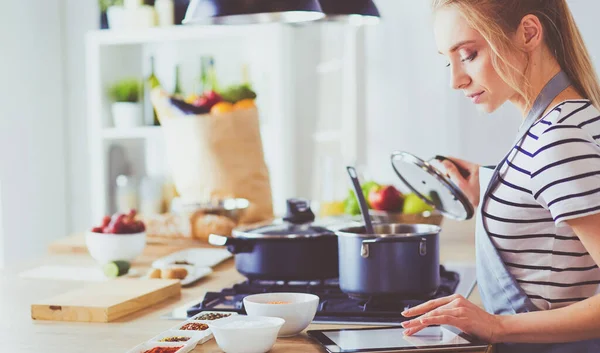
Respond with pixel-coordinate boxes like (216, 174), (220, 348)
(64, 0), (97, 233)
(0, 0), (67, 266)
(364, 0), (600, 185)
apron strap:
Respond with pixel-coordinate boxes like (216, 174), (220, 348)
(482, 71), (571, 205)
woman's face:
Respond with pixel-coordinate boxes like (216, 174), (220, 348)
(434, 7), (517, 113)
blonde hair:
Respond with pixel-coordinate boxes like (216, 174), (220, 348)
(432, 0), (600, 109)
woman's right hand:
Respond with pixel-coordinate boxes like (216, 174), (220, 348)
(440, 157), (481, 208)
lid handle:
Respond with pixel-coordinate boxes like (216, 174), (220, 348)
(283, 198), (315, 225)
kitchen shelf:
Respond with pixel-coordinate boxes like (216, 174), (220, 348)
(87, 25), (265, 46)
(102, 126), (163, 140)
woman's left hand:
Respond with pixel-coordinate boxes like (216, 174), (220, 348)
(401, 294), (502, 343)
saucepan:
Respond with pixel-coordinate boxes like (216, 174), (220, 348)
(335, 223), (441, 298)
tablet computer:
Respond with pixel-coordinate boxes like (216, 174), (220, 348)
(307, 326), (488, 353)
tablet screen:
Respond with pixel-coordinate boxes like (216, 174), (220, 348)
(323, 327), (470, 350)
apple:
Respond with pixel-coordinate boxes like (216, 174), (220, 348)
(368, 185), (404, 212)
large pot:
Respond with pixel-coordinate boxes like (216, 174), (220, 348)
(336, 223), (440, 298)
(209, 199), (338, 281)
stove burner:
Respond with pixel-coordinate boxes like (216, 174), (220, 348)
(187, 266), (460, 324)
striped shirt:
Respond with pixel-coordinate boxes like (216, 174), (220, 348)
(483, 100), (600, 310)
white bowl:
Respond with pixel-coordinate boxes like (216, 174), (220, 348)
(243, 293), (319, 337)
(85, 231), (146, 264)
(208, 315), (284, 353)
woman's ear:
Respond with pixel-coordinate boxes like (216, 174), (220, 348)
(516, 14), (544, 52)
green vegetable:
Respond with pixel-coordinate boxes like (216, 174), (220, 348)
(103, 261), (131, 278)
(108, 78), (141, 103)
(219, 84), (257, 103)
(343, 181), (381, 215)
(99, 0), (124, 13)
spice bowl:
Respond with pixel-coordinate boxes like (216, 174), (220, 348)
(191, 311), (235, 322)
(126, 341), (195, 353)
(150, 329), (209, 345)
(243, 293), (319, 337)
(208, 315), (285, 353)
(177, 320), (211, 332)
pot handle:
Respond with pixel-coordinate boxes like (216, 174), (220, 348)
(208, 234), (254, 254)
(360, 237), (428, 258)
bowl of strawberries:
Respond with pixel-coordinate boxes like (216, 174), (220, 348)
(86, 209), (147, 264)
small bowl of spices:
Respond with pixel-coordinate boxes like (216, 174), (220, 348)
(126, 342), (192, 353)
(150, 330), (207, 346)
(180, 321), (209, 331)
(192, 312), (233, 321)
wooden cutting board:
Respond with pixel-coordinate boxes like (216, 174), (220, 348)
(31, 279), (181, 323)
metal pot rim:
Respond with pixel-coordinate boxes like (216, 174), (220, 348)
(334, 223), (441, 239)
(232, 221), (336, 239)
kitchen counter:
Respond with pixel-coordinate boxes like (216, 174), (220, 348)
(1, 219), (492, 353)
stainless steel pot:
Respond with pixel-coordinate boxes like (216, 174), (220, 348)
(336, 223), (441, 298)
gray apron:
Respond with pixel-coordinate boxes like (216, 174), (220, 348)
(476, 71), (600, 352)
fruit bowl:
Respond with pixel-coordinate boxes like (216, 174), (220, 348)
(85, 231), (146, 264)
(86, 210), (147, 264)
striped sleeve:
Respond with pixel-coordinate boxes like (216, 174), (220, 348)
(529, 123), (600, 226)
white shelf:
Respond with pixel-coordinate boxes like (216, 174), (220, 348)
(102, 126), (163, 140)
(86, 24), (272, 46)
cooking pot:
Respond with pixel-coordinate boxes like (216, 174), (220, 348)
(336, 223), (441, 298)
(209, 199), (338, 281)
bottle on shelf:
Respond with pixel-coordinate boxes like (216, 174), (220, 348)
(145, 56), (161, 126)
(116, 174), (139, 214)
(194, 57), (205, 95)
(155, 0), (174, 27)
(173, 64), (183, 98)
(205, 56), (218, 92)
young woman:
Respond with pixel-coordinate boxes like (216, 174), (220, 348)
(400, 1), (600, 351)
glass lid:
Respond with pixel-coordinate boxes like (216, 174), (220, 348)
(390, 151), (474, 221)
(233, 199), (335, 239)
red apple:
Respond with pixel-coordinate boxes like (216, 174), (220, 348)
(368, 185), (404, 212)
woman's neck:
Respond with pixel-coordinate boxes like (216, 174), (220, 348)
(509, 50), (566, 118)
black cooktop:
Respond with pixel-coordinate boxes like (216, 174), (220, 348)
(186, 266), (461, 325)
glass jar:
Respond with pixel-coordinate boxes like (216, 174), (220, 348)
(115, 175), (139, 213)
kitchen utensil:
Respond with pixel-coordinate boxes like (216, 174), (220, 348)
(243, 293), (319, 337)
(31, 279), (181, 323)
(208, 198), (338, 281)
(336, 223), (440, 298)
(346, 166), (374, 234)
(208, 316), (285, 353)
(391, 151), (474, 221)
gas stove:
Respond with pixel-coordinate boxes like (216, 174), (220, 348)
(179, 263), (476, 325)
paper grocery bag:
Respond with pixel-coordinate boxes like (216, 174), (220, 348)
(159, 105), (274, 224)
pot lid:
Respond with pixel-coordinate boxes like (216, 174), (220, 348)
(233, 199), (335, 239)
(390, 151), (474, 221)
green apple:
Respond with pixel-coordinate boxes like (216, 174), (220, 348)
(403, 193), (434, 215)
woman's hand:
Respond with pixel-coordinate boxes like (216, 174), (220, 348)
(440, 157), (481, 208)
(401, 294), (502, 343)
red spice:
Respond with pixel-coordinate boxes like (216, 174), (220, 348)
(180, 322), (209, 331)
(142, 346), (182, 353)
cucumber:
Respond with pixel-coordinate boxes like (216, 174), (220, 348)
(103, 261), (131, 278)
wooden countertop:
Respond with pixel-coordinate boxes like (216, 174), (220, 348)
(1, 219), (492, 353)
